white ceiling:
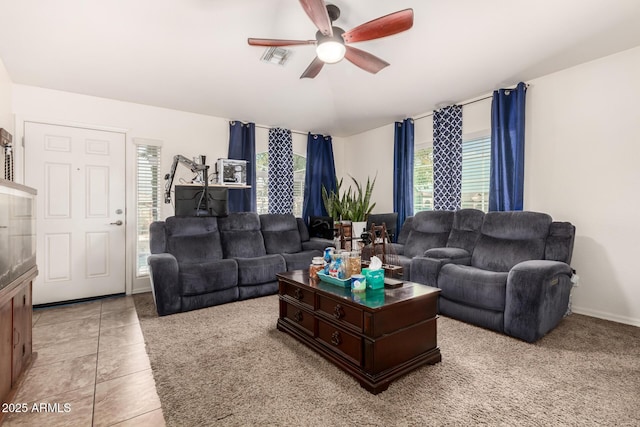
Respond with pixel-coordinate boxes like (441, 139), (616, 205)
(1, 0), (639, 137)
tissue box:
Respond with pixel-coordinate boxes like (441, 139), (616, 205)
(363, 268), (385, 290)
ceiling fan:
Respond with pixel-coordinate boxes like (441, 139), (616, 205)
(248, 0), (414, 79)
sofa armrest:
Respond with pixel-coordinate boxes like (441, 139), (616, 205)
(148, 253), (181, 316)
(504, 260), (574, 342)
(410, 255), (471, 287)
(424, 247), (470, 260)
(388, 242), (404, 256)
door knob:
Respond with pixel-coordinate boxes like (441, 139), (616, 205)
(110, 220), (123, 226)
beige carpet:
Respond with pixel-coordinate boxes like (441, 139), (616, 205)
(133, 293), (640, 427)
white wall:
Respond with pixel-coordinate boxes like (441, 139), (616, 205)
(525, 46), (640, 325)
(0, 58), (12, 133)
(342, 123), (396, 212)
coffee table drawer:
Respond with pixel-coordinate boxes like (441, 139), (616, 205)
(280, 281), (314, 309)
(282, 301), (315, 336)
(317, 295), (362, 332)
(317, 319), (362, 365)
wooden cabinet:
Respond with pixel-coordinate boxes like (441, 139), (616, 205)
(12, 284), (32, 382)
(277, 270), (441, 394)
(0, 299), (12, 403)
(0, 265), (37, 415)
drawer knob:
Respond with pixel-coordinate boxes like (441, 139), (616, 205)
(294, 310), (303, 322)
(294, 288), (303, 300)
(331, 331), (342, 346)
(333, 304), (344, 319)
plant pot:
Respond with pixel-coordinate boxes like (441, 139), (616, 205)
(352, 221), (367, 240)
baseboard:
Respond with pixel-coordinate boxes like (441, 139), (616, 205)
(571, 306), (640, 328)
(132, 284), (152, 295)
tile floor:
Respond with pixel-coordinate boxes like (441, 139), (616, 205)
(3, 296), (165, 427)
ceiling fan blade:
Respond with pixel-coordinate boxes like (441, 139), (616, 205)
(298, 0), (333, 36)
(248, 38), (316, 47)
(344, 46), (390, 74)
(342, 8), (414, 44)
(300, 57), (325, 79)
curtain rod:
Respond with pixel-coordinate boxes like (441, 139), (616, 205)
(254, 123), (308, 136)
(414, 95), (492, 121)
(414, 83), (529, 121)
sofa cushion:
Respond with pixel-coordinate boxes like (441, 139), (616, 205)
(163, 217), (223, 263)
(234, 254), (286, 286)
(396, 216), (413, 245)
(179, 259), (238, 296)
(545, 221), (576, 264)
(438, 264), (508, 312)
(167, 231), (223, 263)
(218, 213), (267, 258)
(260, 214), (303, 254)
(149, 221), (167, 254)
(296, 217), (311, 242)
(403, 211), (454, 258)
(447, 209), (484, 253)
(282, 250), (322, 271)
(165, 216), (220, 236)
(471, 211), (551, 272)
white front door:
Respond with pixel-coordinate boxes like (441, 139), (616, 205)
(24, 122), (126, 305)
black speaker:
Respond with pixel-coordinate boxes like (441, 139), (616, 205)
(309, 216), (334, 240)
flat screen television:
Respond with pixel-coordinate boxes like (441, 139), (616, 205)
(174, 185), (228, 217)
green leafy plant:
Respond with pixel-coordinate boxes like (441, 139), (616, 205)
(322, 174), (376, 222)
(322, 177), (344, 220)
(344, 174), (377, 222)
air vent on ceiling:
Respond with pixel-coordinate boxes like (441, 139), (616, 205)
(260, 47), (292, 66)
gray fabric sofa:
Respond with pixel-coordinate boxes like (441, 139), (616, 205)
(399, 209), (575, 342)
(148, 212), (329, 316)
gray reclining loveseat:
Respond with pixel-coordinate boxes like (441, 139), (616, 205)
(148, 212), (329, 316)
(396, 209), (575, 342)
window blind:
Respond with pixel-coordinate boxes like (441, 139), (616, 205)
(461, 136), (491, 211)
(136, 144), (161, 276)
(413, 136), (490, 214)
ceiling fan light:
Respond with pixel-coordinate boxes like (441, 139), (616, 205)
(316, 40), (346, 64)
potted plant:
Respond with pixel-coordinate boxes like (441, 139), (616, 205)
(322, 175), (376, 237)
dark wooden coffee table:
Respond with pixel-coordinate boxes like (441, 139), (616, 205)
(276, 270), (441, 394)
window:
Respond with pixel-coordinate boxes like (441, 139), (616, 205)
(292, 154), (306, 217)
(256, 151), (269, 214)
(413, 145), (434, 213)
(255, 152), (306, 217)
(136, 143), (161, 276)
(412, 136), (491, 213)
(461, 136), (491, 211)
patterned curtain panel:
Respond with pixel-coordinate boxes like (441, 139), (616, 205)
(433, 105), (463, 211)
(228, 121), (256, 212)
(268, 128), (294, 214)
